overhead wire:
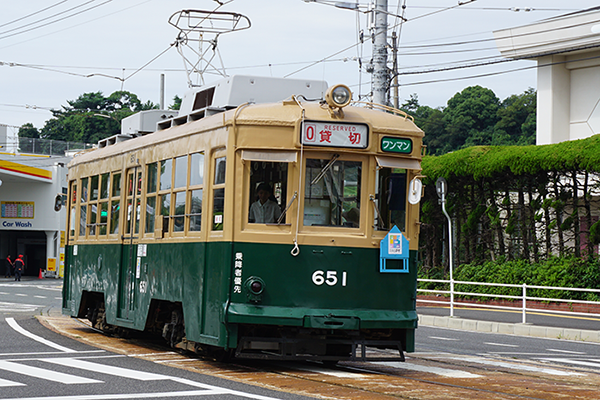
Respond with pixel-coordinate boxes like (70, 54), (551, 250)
(0, 1), (69, 30)
(0, 1), (112, 40)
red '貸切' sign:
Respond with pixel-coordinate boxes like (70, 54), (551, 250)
(301, 121), (368, 148)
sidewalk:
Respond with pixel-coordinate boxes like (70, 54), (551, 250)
(418, 307), (600, 343)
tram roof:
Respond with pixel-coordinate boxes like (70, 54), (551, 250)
(68, 101), (423, 169)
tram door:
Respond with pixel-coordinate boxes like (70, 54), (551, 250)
(118, 167), (141, 320)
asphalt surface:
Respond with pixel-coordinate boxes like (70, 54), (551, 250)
(417, 305), (600, 332)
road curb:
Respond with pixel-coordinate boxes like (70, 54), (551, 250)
(418, 314), (600, 343)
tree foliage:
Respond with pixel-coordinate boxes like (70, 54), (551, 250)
(402, 86), (536, 155)
(419, 135), (600, 276)
(40, 91), (157, 144)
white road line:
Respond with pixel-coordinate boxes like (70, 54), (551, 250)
(428, 336), (459, 341)
(6, 317), (76, 353)
(0, 302), (43, 312)
(450, 357), (584, 376)
(15, 293), (28, 297)
(0, 377), (26, 387)
(33, 295), (47, 299)
(285, 364), (368, 378)
(373, 361), (482, 378)
(484, 342), (519, 348)
(41, 358), (169, 381)
(541, 358), (600, 368)
(0, 291), (9, 295)
(0, 360), (102, 384)
(0, 390), (232, 400)
(0, 350), (105, 358)
(547, 349), (587, 355)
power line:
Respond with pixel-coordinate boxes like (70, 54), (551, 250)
(0, 1), (69, 30)
(0, 1), (108, 39)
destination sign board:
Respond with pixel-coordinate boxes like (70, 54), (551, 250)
(301, 121), (368, 149)
(381, 137), (412, 154)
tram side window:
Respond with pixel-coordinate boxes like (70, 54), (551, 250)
(173, 155), (188, 232)
(88, 175), (99, 236)
(212, 156), (226, 231)
(158, 158), (173, 233)
(98, 173), (109, 236)
(374, 168), (407, 232)
(145, 162), (158, 234)
(79, 177), (88, 236)
(303, 158), (361, 227)
(69, 181), (77, 238)
(188, 152), (204, 232)
(110, 172), (121, 235)
(248, 161), (287, 224)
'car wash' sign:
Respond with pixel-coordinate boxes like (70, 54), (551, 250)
(302, 121), (368, 149)
(2, 220), (33, 228)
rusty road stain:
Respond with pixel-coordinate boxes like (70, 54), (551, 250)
(38, 316), (600, 400)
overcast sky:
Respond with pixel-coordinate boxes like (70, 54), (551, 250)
(1, 0), (599, 134)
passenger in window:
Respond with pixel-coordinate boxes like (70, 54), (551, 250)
(249, 183), (282, 224)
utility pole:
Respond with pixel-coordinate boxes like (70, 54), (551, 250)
(372, 0), (389, 106)
(392, 31), (399, 109)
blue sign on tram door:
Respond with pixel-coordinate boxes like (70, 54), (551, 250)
(380, 225), (409, 273)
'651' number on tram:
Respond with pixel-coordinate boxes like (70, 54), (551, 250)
(312, 270), (347, 287)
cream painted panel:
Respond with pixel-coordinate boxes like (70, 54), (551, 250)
(587, 103), (600, 136)
(570, 66), (600, 123)
(569, 122), (594, 141)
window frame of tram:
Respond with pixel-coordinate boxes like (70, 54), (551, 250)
(246, 160), (290, 225)
(151, 152), (205, 237)
(374, 167), (408, 232)
(125, 169), (142, 236)
(303, 156), (362, 228)
(212, 154), (226, 231)
(68, 180), (77, 238)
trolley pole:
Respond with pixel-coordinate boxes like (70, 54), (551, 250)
(372, 0), (389, 106)
(436, 177), (454, 317)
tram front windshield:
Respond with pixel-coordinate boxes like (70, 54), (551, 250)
(303, 157), (361, 227)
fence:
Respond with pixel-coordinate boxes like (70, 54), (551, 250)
(1, 137), (93, 156)
(417, 279), (600, 323)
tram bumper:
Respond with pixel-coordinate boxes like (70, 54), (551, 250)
(227, 304), (417, 361)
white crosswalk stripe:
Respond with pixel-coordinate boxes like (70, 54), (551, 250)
(540, 358), (600, 369)
(0, 302), (42, 313)
(0, 377), (26, 387)
(41, 358), (169, 381)
(0, 360), (102, 384)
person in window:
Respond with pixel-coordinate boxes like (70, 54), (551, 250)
(249, 183), (282, 224)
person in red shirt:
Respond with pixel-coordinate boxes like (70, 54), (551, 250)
(14, 255), (24, 282)
(5, 255), (14, 278)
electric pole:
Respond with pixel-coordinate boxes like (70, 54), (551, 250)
(372, 0), (389, 106)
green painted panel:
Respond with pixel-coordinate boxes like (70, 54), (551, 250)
(64, 241), (417, 351)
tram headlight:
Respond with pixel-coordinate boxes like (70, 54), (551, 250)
(245, 276), (265, 303)
(325, 84), (352, 109)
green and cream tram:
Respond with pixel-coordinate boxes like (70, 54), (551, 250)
(63, 76), (424, 361)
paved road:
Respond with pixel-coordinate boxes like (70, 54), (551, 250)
(0, 277), (313, 400)
(415, 325), (600, 372)
(418, 305), (600, 331)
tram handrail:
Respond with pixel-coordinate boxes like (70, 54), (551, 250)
(417, 279), (600, 323)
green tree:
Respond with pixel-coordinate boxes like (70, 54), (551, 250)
(401, 94), (446, 155)
(40, 91), (157, 144)
(493, 88), (536, 146)
(169, 95), (182, 111)
(442, 86), (500, 153)
(18, 123), (40, 139)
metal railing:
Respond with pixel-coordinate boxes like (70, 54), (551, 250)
(417, 279), (600, 323)
(1, 137), (93, 156)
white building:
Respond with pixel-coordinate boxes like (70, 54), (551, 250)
(0, 125), (70, 278)
(494, 7), (600, 145)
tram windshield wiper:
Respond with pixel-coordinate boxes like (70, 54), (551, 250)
(310, 154), (340, 185)
(277, 191), (297, 224)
